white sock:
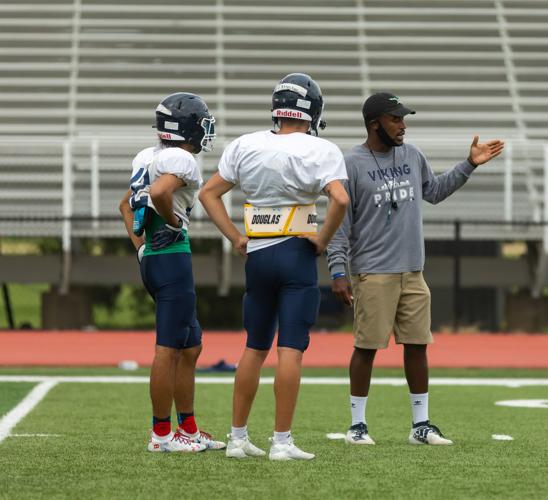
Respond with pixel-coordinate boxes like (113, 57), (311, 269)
(152, 431), (172, 442)
(231, 425), (248, 439)
(350, 395), (368, 425)
(273, 431), (291, 445)
(410, 393), (429, 425)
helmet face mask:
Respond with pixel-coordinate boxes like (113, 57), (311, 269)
(155, 92), (216, 153)
(199, 116), (216, 152)
(271, 73), (326, 136)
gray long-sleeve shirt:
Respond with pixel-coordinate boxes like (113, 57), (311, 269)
(326, 142), (476, 275)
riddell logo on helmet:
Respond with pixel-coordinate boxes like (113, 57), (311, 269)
(274, 109), (303, 119)
(159, 132), (172, 139)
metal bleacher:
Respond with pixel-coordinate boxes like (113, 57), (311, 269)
(1, 0), (548, 243)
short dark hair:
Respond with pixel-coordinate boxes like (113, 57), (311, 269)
(160, 138), (185, 148)
(277, 117), (307, 127)
(364, 115), (376, 131)
(362, 103), (377, 130)
(362, 101), (369, 127)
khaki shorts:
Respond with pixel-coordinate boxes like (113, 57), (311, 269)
(351, 271), (433, 350)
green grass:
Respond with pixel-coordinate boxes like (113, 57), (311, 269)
(1, 369), (548, 499)
(0, 382), (35, 416)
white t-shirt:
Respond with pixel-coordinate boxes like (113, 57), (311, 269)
(131, 146), (203, 230)
(218, 130), (348, 252)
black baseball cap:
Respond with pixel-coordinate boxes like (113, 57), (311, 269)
(362, 92), (415, 123)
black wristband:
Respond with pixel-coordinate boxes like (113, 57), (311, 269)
(467, 156), (478, 168)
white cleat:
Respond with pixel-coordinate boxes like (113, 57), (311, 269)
(345, 422), (375, 445)
(147, 430), (207, 453)
(180, 429), (226, 450)
(225, 434), (266, 459)
(408, 421), (453, 446)
(268, 437), (315, 461)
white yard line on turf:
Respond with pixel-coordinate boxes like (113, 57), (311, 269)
(492, 434), (514, 441)
(326, 433), (346, 440)
(10, 434), (62, 437)
(0, 381), (57, 443)
(0, 376), (548, 387)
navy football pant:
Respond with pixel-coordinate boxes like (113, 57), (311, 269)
(140, 252), (202, 349)
(244, 237), (321, 352)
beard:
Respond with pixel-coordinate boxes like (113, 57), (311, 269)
(377, 123), (403, 147)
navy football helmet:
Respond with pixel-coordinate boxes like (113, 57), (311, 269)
(271, 73), (326, 136)
(155, 92), (216, 152)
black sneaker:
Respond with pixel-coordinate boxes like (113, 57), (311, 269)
(409, 420), (453, 445)
(345, 422), (375, 445)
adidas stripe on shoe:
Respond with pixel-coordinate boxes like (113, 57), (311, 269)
(408, 421), (453, 445)
(345, 422), (375, 445)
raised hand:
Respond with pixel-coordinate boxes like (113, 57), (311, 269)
(469, 135), (505, 166)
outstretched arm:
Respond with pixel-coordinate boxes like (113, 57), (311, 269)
(199, 172), (248, 256)
(422, 136), (505, 205)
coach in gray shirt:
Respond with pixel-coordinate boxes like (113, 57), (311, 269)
(326, 92), (504, 446)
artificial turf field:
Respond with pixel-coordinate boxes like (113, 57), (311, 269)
(1, 367), (547, 500)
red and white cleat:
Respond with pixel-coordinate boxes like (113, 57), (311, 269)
(180, 429), (227, 450)
(147, 430), (207, 453)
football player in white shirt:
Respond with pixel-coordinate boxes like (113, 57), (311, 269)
(119, 92), (225, 453)
(199, 74), (349, 461)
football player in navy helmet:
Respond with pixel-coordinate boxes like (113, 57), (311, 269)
(155, 92), (216, 153)
(119, 92), (225, 453)
(200, 74), (349, 461)
(271, 72), (326, 136)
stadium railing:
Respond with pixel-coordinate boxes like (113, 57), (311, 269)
(0, 136), (545, 239)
